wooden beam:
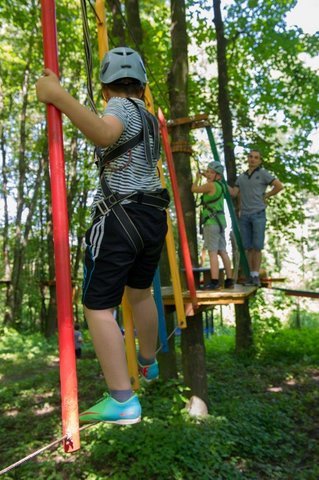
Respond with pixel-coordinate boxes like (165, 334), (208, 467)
(161, 285), (257, 312)
(272, 287), (319, 299)
(167, 113), (211, 130)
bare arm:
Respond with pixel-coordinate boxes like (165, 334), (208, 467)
(191, 173), (216, 195)
(228, 185), (239, 197)
(265, 179), (284, 200)
(36, 69), (123, 147)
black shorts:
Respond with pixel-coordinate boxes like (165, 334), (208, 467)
(82, 202), (168, 309)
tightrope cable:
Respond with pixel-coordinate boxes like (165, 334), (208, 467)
(1, 324), (180, 475)
(0, 424), (95, 476)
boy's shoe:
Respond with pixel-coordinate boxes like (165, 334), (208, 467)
(224, 278), (235, 289)
(79, 394), (141, 425)
(202, 281), (220, 290)
(138, 359), (159, 382)
(244, 276), (255, 286)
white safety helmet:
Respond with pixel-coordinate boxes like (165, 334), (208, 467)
(207, 161), (224, 175)
(100, 46), (147, 86)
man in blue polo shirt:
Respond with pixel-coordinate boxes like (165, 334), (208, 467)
(231, 150), (283, 286)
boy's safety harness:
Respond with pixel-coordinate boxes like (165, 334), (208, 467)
(93, 98), (170, 253)
(201, 181), (225, 233)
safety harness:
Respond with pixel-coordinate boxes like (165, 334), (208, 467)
(93, 98), (170, 253)
(201, 181), (225, 233)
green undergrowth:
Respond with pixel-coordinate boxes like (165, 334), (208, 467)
(1, 326), (319, 479)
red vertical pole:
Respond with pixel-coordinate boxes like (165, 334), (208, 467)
(40, 0), (80, 452)
(158, 108), (198, 309)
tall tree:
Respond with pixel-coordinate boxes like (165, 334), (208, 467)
(213, 0), (237, 185)
(106, 0), (126, 46)
(213, 0), (253, 351)
(169, 0), (208, 406)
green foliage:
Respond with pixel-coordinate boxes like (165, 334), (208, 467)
(288, 309), (319, 329)
(1, 0), (318, 332)
(258, 327), (319, 363)
(1, 327), (319, 479)
(249, 290), (285, 339)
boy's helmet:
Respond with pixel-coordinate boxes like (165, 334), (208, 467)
(100, 47), (147, 86)
(207, 161), (224, 175)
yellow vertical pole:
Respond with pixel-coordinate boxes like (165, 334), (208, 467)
(121, 294), (140, 390)
(95, 1), (140, 390)
(95, 0), (108, 59)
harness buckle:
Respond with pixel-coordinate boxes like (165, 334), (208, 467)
(96, 199), (111, 216)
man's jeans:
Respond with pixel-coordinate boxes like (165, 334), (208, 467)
(239, 210), (266, 250)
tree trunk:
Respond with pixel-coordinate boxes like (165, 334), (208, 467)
(125, 0), (143, 48)
(0, 111), (12, 325)
(213, 0), (253, 351)
(169, 0), (208, 404)
(213, 0), (237, 185)
(7, 41), (34, 327)
(235, 301), (253, 352)
(181, 314), (208, 405)
(106, 0), (126, 46)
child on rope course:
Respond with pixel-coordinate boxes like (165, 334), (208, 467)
(192, 162), (234, 290)
(36, 47), (170, 425)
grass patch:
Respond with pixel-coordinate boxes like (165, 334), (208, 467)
(1, 327), (319, 479)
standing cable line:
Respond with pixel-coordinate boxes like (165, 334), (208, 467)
(80, 0), (98, 114)
(39, 0), (80, 452)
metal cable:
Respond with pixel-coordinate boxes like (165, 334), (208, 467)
(1, 321), (179, 476)
(156, 325), (179, 354)
(0, 424), (95, 476)
(80, 0), (98, 114)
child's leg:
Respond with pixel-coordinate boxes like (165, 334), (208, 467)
(80, 306), (141, 425)
(84, 306), (131, 391)
(218, 250), (233, 278)
(126, 286), (158, 361)
(208, 250), (219, 280)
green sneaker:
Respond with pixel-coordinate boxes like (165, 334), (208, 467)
(79, 394), (141, 425)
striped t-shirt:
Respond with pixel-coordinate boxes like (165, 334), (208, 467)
(91, 97), (162, 215)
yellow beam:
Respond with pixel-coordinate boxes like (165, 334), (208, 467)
(122, 291), (140, 390)
(95, 0), (108, 60)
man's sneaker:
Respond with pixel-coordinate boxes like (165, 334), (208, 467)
(202, 281), (220, 290)
(138, 359), (159, 382)
(252, 275), (261, 287)
(79, 394), (141, 425)
(244, 276), (255, 286)
(224, 278), (235, 289)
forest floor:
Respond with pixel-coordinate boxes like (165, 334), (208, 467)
(1, 326), (319, 480)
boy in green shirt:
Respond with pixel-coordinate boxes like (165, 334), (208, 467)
(192, 162), (234, 290)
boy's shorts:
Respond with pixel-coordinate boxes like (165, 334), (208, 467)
(239, 210), (266, 250)
(203, 224), (226, 252)
(82, 203), (168, 310)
